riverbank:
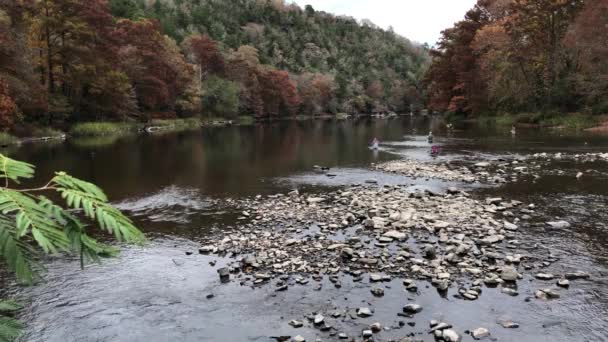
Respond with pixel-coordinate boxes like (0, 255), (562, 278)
(0, 113), (400, 147)
(447, 112), (607, 131)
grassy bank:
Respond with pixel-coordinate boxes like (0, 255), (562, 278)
(457, 112), (602, 130)
(237, 115), (255, 125)
(70, 122), (138, 137)
(149, 118), (202, 131)
(0, 132), (19, 146)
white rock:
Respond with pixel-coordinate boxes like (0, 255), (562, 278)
(383, 230), (407, 240)
(546, 221), (571, 229)
(472, 327), (490, 340)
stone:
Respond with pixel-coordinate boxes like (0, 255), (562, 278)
(429, 322), (452, 332)
(535, 273), (555, 280)
(370, 322), (382, 332)
(293, 335), (306, 342)
(500, 266), (519, 281)
(442, 329), (462, 342)
(556, 279), (570, 288)
(306, 197), (326, 204)
(403, 304), (423, 314)
(546, 221), (571, 229)
(199, 245), (215, 254)
(499, 320), (519, 329)
(357, 307), (373, 317)
(338, 333), (348, 339)
(383, 230), (407, 241)
(371, 287), (385, 297)
(314, 314), (324, 325)
(255, 273), (271, 280)
(538, 288), (561, 299)
(564, 271), (590, 280)
(217, 267), (230, 282)
(424, 245), (437, 259)
(501, 288), (518, 296)
(289, 320), (303, 328)
(503, 221), (518, 231)
(471, 327), (490, 340)
(370, 274), (383, 282)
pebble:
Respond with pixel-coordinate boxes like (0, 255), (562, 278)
(357, 307), (373, 317)
(371, 287), (385, 297)
(471, 327), (490, 340)
(443, 329), (462, 342)
(403, 304), (423, 314)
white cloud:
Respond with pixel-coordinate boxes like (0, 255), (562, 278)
(290, 0), (477, 45)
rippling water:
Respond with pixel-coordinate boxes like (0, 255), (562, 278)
(3, 117), (608, 341)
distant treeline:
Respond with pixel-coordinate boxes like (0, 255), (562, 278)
(0, 0), (430, 131)
(425, 0), (608, 117)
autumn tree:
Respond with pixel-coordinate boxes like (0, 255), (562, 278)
(258, 69), (300, 118)
(0, 79), (19, 129)
(111, 19), (193, 116)
(505, 0), (585, 110)
(425, 5), (487, 115)
(565, 0), (608, 113)
(182, 34), (225, 77)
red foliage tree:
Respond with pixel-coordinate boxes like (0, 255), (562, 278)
(0, 79), (19, 130)
(258, 69), (301, 118)
(111, 19), (192, 113)
(183, 35), (225, 76)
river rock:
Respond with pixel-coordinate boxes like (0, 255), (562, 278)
(500, 266), (519, 281)
(217, 267), (230, 282)
(503, 221), (518, 231)
(471, 327), (490, 340)
(556, 279), (570, 288)
(313, 314), (324, 325)
(499, 319), (519, 329)
(199, 245), (215, 254)
(535, 288), (560, 300)
(403, 304), (423, 314)
(564, 271), (590, 280)
(306, 197), (325, 204)
(443, 329), (462, 342)
(383, 230), (407, 241)
(371, 287), (385, 297)
(357, 307), (373, 317)
(289, 320), (303, 328)
(293, 335), (305, 342)
(546, 221), (571, 229)
(535, 273), (555, 280)
(370, 322), (382, 332)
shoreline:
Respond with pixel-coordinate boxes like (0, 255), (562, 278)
(0, 113), (418, 148)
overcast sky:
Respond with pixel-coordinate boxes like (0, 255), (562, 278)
(290, 0), (477, 45)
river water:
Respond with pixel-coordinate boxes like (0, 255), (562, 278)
(3, 117), (608, 342)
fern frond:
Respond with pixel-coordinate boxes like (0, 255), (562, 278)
(51, 175), (144, 243)
(0, 217), (40, 284)
(0, 190), (70, 254)
(39, 198), (118, 267)
(0, 155), (34, 185)
(51, 172), (107, 202)
(0, 301), (21, 313)
(0, 315), (23, 342)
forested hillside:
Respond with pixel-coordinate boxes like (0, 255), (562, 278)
(425, 0), (607, 117)
(0, 0), (429, 132)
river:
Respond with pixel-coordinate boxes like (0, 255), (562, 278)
(3, 116), (608, 342)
